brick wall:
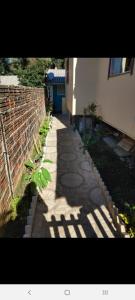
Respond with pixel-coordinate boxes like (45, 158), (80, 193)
(0, 85), (46, 218)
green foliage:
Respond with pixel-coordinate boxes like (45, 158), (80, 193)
(10, 114), (52, 225)
(119, 203), (135, 237)
(43, 159), (53, 163)
(39, 127), (48, 135)
(50, 58), (65, 69)
(0, 58), (11, 74)
(88, 103), (97, 114)
(24, 174), (32, 181)
(81, 132), (102, 153)
(84, 102), (102, 124)
(46, 102), (53, 115)
(0, 57), (65, 87)
(24, 160), (35, 170)
(39, 116), (52, 141)
(34, 152), (43, 162)
(24, 116), (52, 190)
(39, 116), (53, 146)
(119, 213), (129, 225)
(24, 164), (52, 191)
(40, 135), (46, 147)
(15, 61), (46, 87)
(31, 167), (51, 190)
(81, 102), (103, 153)
(10, 196), (21, 220)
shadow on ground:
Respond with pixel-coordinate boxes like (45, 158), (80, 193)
(32, 114), (119, 238)
(0, 182), (38, 238)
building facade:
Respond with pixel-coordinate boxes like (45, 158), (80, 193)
(65, 58), (135, 140)
(46, 68), (66, 114)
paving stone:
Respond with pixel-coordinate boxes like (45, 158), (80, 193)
(60, 173), (84, 188)
(31, 116), (119, 238)
(41, 162), (57, 173)
(44, 152), (57, 162)
(79, 160), (92, 172)
(45, 147), (57, 153)
(47, 140), (57, 147)
(89, 187), (106, 206)
(59, 152), (77, 162)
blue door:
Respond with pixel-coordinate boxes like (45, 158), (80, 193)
(53, 85), (62, 113)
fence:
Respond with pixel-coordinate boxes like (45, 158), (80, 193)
(0, 85), (46, 222)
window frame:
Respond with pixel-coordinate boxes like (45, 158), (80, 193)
(108, 58), (134, 79)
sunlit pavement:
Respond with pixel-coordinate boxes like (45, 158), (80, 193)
(32, 115), (119, 238)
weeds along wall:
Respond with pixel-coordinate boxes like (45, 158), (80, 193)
(0, 85), (46, 218)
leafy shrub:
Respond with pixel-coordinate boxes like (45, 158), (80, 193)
(46, 102), (53, 115)
(15, 59), (50, 87)
(81, 132), (102, 153)
(38, 116), (52, 147)
(10, 196), (21, 220)
(24, 160), (35, 170)
(24, 159), (52, 191)
(24, 113), (53, 191)
(119, 202), (135, 237)
(31, 167), (51, 190)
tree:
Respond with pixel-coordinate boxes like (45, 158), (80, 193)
(50, 58), (65, 69)
(16, 59), (51, 87)
(0, 57), (65, 87)
(19, 58), (29, 69)
(0, 58), (11, 74)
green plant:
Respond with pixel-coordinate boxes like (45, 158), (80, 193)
(119, 202), (135, 237)
(124, 203), (135, 225)
(84, 102), (102, 133)
(34, 152), (43, 163)
(80, 132), (101, 153)
(15, 59), (51, 87)
(46, 102), (53, 115)
(10, 196), (21, 220)
(23, 115), (53, 192)
(24, 157), (52, 191)
(31, 167), (51, 190)
(0, 58), (65, 87)
(119, 213), (129, 225)
(24, 159), (35, 170)
(39, 116), (52, 147)
(43, 159), (53, 163)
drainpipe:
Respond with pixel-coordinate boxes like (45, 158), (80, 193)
(0, 109), (14, 199)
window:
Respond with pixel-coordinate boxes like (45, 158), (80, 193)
(66, 58), (69, 83)
(108, 57), (134, 78)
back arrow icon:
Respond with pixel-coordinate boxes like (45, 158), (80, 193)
(28, 290), (31, 295)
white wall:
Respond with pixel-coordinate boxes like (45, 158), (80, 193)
(73, 58), (99, 115)
(0, 76), (19, 86)
(66, 58), (135, 139)
(65, 58), (74, 114)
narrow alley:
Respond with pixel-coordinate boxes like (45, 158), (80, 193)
(31, 115), (119, 238)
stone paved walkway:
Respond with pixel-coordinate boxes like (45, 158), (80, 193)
(32, 115), (119, 238)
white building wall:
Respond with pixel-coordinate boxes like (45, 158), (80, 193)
(0, 76), (19, 86)
(66, 58), (135, 140)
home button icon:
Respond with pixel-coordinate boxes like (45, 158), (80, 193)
(64, 290), (70, 296)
